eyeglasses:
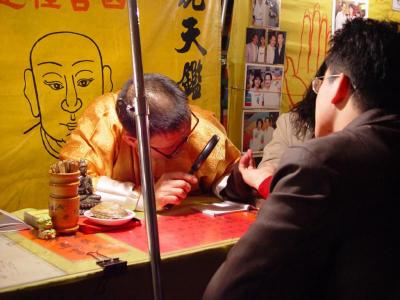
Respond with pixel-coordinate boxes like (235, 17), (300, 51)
(151, 112), (199, 159)
(312, 75), (341, 94)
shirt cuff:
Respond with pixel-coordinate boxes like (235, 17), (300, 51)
(212, 174), (230, 199)
(257, 176), (273, 199)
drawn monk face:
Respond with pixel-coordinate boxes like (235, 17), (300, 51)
(24, 32), (112, 157)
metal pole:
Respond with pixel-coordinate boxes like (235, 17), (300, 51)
(221, 0), (228, 34)
(127, 1), (163, 299)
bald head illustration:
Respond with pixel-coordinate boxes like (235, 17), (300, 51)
(24, 31), (113, 158)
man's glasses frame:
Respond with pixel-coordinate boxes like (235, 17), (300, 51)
(150, 112), (199, 159)
(311, 75), (341, 94)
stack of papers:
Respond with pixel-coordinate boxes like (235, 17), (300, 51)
(192, 201), (253, 216)
(0, 209), (32, 233)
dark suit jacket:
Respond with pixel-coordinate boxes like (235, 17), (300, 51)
(204, 109), (400, 300)
(273, 44), (285, 64)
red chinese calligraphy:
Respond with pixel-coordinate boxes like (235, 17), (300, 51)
(102, 0), (125, 9)
(71, 0), (89, 11)
(1, 0), (126, 10)
(0, 0), (25, 9)
(34, 0), (61, 9)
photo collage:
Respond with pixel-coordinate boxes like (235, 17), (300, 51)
(242, 0), (285, 156)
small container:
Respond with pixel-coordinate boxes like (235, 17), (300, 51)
(49, 171), (80, 184)
(49, 181), (79, 198)
(49, 195), (80, 234)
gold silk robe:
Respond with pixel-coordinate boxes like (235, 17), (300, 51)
(60, 92), (241, 197)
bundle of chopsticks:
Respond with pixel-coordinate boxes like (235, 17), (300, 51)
(49, 159), (80, 174)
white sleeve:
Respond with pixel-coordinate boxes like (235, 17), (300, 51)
(96, 176), (141, 210)
(212, 173), (230, 199)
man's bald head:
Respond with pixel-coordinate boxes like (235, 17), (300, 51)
(116, 73), (190, 138)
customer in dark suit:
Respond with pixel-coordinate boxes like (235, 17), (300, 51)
(204, 18), (400, 300)
(273, 31), (285, 64)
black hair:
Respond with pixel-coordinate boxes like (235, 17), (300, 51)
(290, 61), (327, 139)
(116, 73), (190, 137)
(252, 72), (263, 88)
(264, 72), (272, 80)
(256, 118), (263, 127)
(326, 18), (400, 113)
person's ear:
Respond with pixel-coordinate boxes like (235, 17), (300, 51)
(331, 74), (351, 105)
(102, 65), (113, 93)
(23, 68), (40, 118)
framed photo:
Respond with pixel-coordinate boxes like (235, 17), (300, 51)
(265, 30), (286, 65)
(251, 0), (281, 29)
(251, 0), (269, 28)
(332, 0), (368, 33)
(242, 110), (280, 156)
(266, 0), (280, 29)
(244, 64), (283, 110)
(245, 27), (267, 64)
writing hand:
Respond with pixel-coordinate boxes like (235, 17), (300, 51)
(154, 172), (198, 210)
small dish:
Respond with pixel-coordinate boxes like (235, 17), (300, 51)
(84, 209), (135, 226)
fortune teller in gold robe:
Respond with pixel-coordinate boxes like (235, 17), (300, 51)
(60, 73), (241, 211)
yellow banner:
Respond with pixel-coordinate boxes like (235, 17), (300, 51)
(0, 0), (220, 211)
(227, 0), (400, 148)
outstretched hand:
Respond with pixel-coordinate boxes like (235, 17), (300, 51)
(154, 172), (198, 210)
(239, 149), (276, 190)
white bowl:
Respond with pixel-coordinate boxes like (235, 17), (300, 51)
(84, 209), (135, 226)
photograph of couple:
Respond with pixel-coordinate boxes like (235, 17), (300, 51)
(242, 111), (279, 154)
(244, 64), (283, 110)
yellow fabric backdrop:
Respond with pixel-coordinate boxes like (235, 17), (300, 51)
(0, 1), (220, 211)
(227, 0), (400, 147)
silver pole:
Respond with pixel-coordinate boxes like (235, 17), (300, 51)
(127, 1), (163, 299)
(221, 0), (228, 33)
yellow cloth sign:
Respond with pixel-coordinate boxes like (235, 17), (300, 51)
(0, 1), (220, 211)
(227, 0), (400, 147)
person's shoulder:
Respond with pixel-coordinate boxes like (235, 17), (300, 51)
(190, 104), (227, 134)
(284, 129), (355, 170)
(190, 104), (216, 119)
(86, 92), (119, 117)
(275, 112), (291, 127)
(76, 92), (121, 130)
(278, 112), (291, 120)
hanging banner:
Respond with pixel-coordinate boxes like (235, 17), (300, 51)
(0, 0), (220, 211)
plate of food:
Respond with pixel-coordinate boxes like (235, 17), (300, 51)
(84, 202), (136, 226)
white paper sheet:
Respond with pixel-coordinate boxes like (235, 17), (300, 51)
(192, 201), (252, 216)
(0, 235), (65, 289)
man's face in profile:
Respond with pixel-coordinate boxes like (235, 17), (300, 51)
(30, 33), (105, 143)
(315, 69), (337, 137)
(277, 34), (284, 45)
